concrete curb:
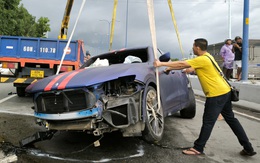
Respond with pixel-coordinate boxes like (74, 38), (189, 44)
(193, 89), (260, 113)
(189, 75), (260, 113)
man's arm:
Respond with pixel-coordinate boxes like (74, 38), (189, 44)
(233, 43), (242, 52)
(153, 60), (191, 71)
(182, 67), (195, 74)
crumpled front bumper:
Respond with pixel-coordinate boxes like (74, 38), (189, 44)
(34, 107), (101, 120)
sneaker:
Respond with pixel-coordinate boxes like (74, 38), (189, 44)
(240, 149), (257, 156)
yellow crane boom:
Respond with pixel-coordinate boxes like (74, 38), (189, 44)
(58, 0), (74, 39)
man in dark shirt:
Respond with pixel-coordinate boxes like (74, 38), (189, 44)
(84, 51), (91, 62)
(233, 36), (242, 81)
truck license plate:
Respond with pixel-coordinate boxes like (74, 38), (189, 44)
(30, 70), (44, 78)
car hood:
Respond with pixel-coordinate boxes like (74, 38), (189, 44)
(26, 63), (151, 93)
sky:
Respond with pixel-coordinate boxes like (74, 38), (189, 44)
(20, 0), (260, 59)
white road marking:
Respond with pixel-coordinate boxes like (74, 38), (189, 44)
(0, 94), (33, 116)
(0, 110), (33, 116)
(196, 99), (260, 122)
(0, 94), (17, 104)
(233, 110), (260, 122)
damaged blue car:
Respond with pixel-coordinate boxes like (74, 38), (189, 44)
(25, 46), (196, 143)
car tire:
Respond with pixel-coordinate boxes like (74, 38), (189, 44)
(17, 87), (26, 97)
(142, 86), (164, 143)
(180, 88), (196, 119)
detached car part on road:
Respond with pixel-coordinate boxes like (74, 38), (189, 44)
(24, 47), (196, 144)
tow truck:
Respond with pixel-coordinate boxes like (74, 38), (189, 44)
(0, 0), (84, 97)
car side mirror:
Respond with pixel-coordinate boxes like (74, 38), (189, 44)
(159, 52), (171, 62)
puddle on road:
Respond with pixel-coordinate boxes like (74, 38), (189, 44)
(0, 140), (144, 162)
(26, 144), (144, 162)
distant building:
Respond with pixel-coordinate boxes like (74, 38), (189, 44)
(208, 39), (260, 79)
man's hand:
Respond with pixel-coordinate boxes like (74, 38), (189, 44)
(153, 59), (162, 67)
(233, 43), (239, 48)
(163, 68), (171, 75)
(182, 67), (195, 74)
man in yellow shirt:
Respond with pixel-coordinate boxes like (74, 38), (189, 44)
(153, 38), (256, 156)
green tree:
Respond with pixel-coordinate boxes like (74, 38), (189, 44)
(35, 17), (51, 37)
(171, 58), (179, 61)
(0, 0), (50, 37)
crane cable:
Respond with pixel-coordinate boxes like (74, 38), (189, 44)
(146, 0), (161, 111)
(167, 0), (185, 58)
(168, 1), (192, 88)
(110, 0), (184, 109)
(109, 0), (118, 51)
(56, 0), (86, 75)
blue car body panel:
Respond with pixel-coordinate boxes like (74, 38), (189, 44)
(26, 63), (152, 93)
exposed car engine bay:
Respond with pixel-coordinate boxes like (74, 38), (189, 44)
(34, 75), (145, 137)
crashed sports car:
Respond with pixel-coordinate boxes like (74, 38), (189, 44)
(25, 47), (196, 143)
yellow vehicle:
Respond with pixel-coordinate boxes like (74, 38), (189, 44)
(58, 0), (74, 40)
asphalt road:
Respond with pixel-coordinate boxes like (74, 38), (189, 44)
(0, 83), (259, 163)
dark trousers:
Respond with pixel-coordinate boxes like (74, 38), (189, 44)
(193, 91), (254, 153)
(223, 67), (233, 80)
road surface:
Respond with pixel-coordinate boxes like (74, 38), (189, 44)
(0, 83), (259, 163)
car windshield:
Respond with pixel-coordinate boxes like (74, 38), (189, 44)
(82, 48), (150, 68)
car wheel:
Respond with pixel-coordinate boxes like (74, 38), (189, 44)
(16, 87), (26, 97)
(142, 86), (164, 143)
(180, 88), (196, 119)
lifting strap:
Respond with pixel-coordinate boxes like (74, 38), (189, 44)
(146, 0), (161, 110)
(167, 0), (185, 58)
(56, 0), (86, 75)
(109, 0), (118, 51)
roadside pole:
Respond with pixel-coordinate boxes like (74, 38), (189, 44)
(241, 0), (249, 81)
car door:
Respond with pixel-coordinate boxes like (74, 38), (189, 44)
(177, 72), (190, 108)
(158, 66), (181, 113)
